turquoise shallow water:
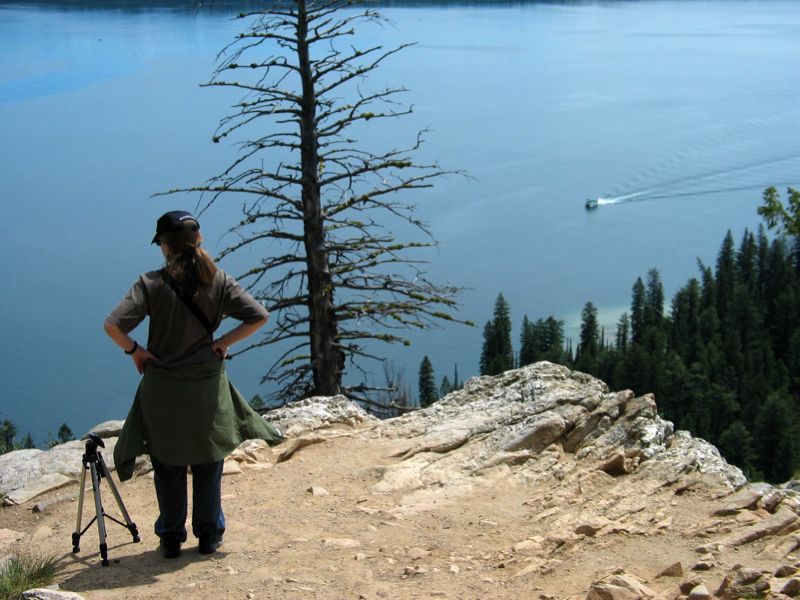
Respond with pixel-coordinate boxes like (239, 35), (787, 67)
(2, 0), (800, 444)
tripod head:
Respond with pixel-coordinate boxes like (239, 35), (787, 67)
(85, 433), (105, 450)
(82, 433), (105, 465)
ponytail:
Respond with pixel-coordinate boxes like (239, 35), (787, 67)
(160, 222), (217, 296)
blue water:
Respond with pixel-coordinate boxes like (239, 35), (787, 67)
(2, 0), (799, 445)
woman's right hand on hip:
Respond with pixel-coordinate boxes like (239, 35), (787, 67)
(131, 347), (158, 374)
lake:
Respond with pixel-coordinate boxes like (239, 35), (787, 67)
(1, 0), (799, 445)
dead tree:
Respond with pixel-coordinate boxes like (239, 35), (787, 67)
(169, 0), (471, 402)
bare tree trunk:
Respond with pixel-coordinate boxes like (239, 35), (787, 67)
(172, 2), (468, 402)
(297, 0), (342, 395)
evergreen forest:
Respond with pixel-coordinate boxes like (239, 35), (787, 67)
(474, 188), (800, 483)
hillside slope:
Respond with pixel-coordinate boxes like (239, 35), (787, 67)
(2, 362), (800, 599)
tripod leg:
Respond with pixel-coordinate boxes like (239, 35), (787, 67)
(72, 464), (88, 553)
(97, 453), (140, 543)
(89, 463), (110, 567)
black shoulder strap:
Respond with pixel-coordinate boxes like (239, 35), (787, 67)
(162, 271), (214, 336)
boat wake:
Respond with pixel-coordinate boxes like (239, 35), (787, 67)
(585, 153), (800, 210)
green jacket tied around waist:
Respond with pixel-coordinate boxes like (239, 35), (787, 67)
(113, 361), (283, 481)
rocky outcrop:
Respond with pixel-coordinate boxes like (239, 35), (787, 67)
(266, 394), (377, 437)
(360, 362), (800, 592)
(369, 362), (745, 500)
(0, 439), (119, 506)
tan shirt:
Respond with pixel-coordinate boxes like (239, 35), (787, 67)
(106, 269), (268, 367)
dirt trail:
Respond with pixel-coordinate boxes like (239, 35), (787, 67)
(0, 426), (787, 599)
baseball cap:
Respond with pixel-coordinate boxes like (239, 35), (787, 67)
(152, 210), (199, 244)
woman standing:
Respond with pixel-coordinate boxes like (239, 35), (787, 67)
(105, 210), (281, 558)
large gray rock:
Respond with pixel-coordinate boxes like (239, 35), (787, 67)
(0, 438), (119, 501)
(22, 590), (86, 600)
(369, 362), (745, 498)
(0, 449), (44, 494)
(265, 394), (376, 437)
(86, 420), (124, 439)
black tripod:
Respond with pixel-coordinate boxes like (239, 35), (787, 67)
(71, 433), (140, 566)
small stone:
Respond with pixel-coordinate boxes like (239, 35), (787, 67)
(355, 553), (367, 561)
(323, 538), (361, 549)
(691, 562), (714, 571)
(585, 583), (640, 600)
(694, 543), (723, 554)
(307, 485), (329, 497)
(734, 511), (759, 524)
(449, 564), (460, 574)
(496, 558), (517, 569)
(781, 578), (800, 596)
(407, 547), (430, 560)
(574, 518), (610, 537)
(680, 576), (703, 594)
(714, 574), (731, 597)
(246, 593), (255, 600)
(736, 567), (766, 585)
(776, 565), (798, 578)
(712, 488), (763, 515)
(606, 574), (657, 598)
(222, 461), (242, 475)
(513, 539), (540, 554)
(657, 562), (684, 578)
(688, 583), (711, 600)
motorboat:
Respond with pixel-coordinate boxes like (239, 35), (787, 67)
(585, 198), (598, 209)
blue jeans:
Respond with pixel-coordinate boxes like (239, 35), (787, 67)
(151, 456), (226, 541)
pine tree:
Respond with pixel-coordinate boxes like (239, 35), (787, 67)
(492, 293), (514, 372)
(615, 313), (630, 353)
(439, 375), (452, 398)
(418, 356), (438, 408)
(543, 316), (566, 364)
(480, 321), (497, 376)
(519, 315), (537, 366)
(0, 420), (17, 454)
(754, 392), (797, 483)
(716, 231), (737, 327)
(630, 278), (646, 344)
(644, 268), (665, 331)
(738, 230), (758, 293)
(480, 294), (514, 375)
(575, 301), (600, 372)
(718, 421), (758, 479)
(57, 423), (74, 444)
(670, 278), (701, 363)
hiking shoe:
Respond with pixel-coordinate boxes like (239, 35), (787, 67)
(198, 533), (222, 554)
(159, 537), (181, 559)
